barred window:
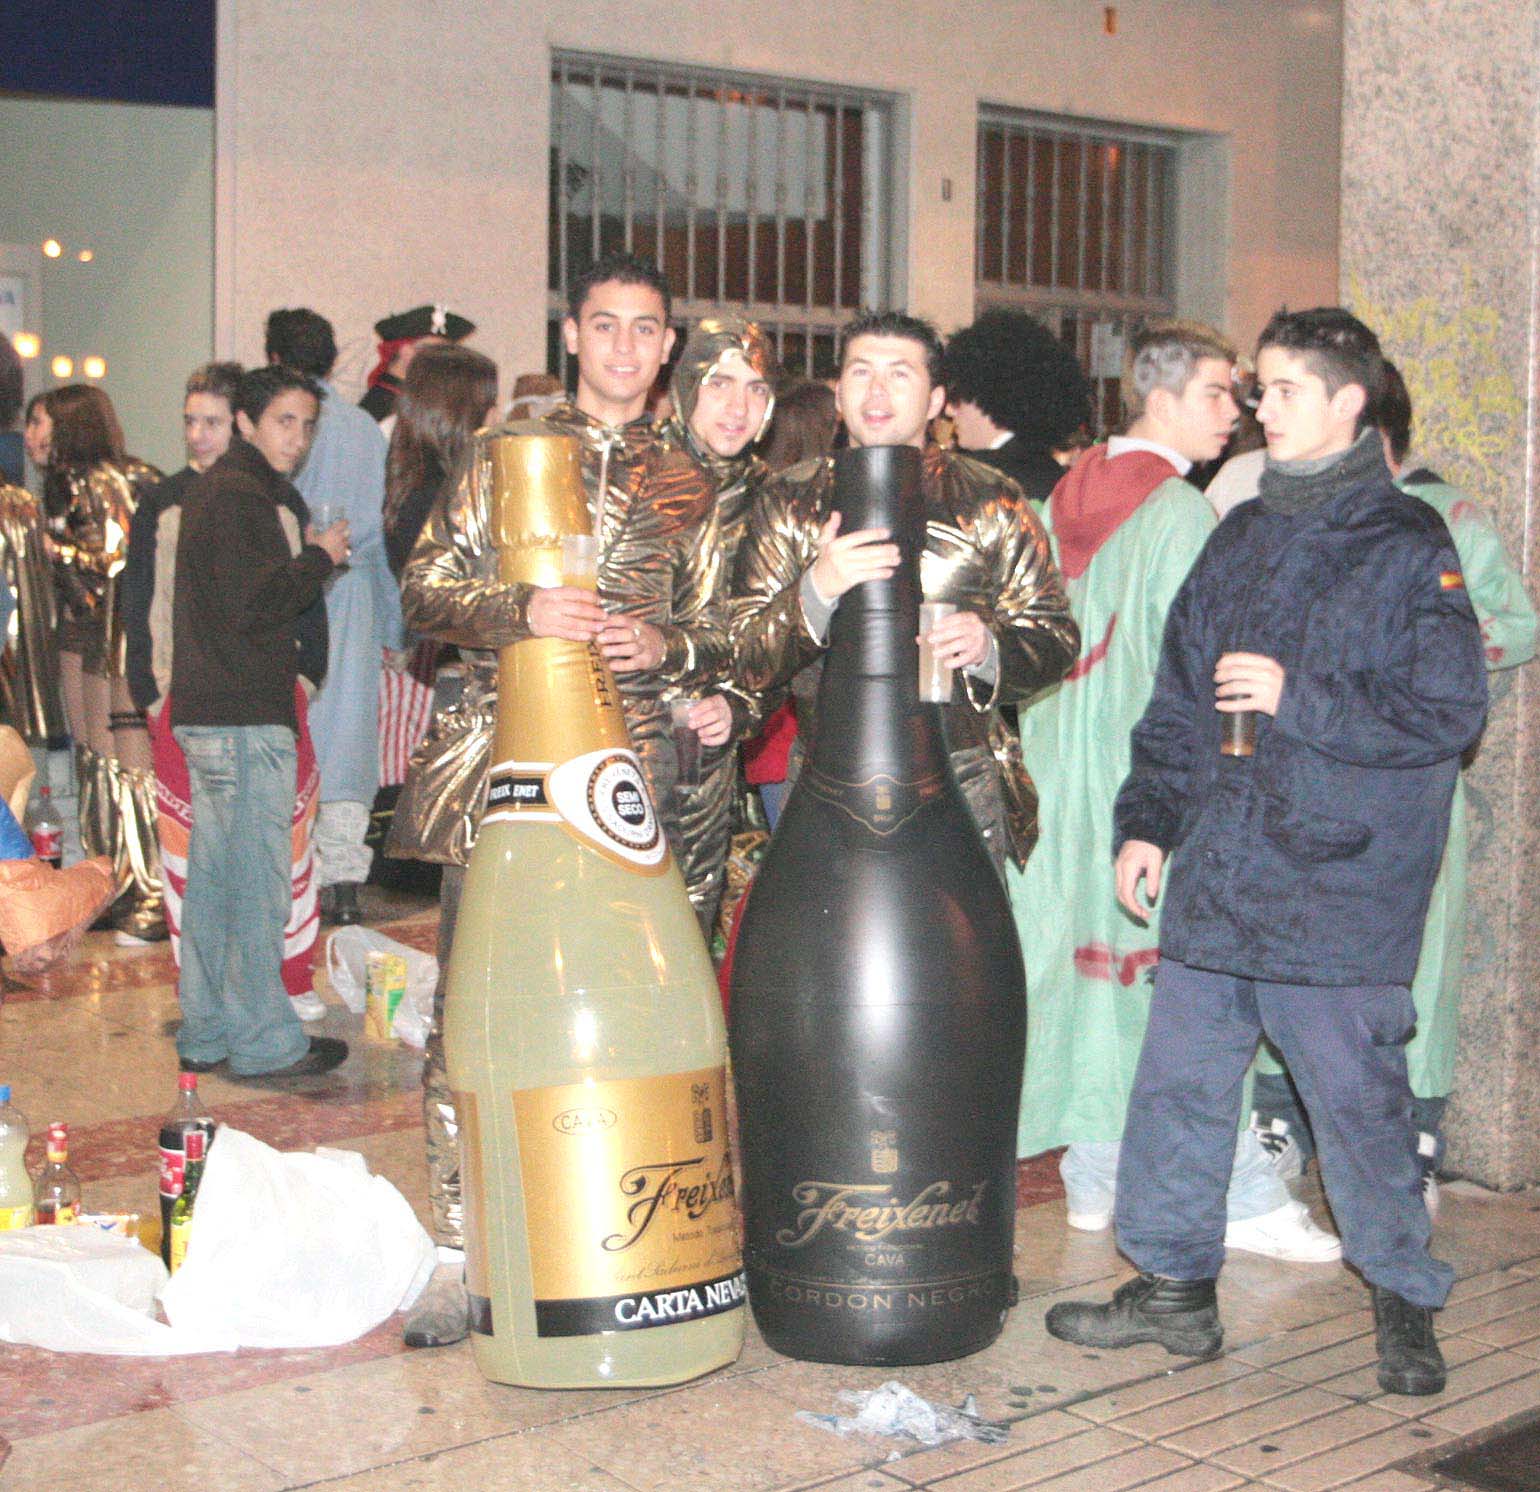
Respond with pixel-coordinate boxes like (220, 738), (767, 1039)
(549, 51), (898, 382)
(976, 109), (1181, 432)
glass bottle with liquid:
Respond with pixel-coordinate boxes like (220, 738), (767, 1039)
(34, 1122), (82, 1224)
(444, 430), (743, 1389)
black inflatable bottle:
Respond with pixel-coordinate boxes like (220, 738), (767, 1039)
(729, 443), (1027, 1366)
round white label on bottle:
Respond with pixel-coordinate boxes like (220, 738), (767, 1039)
(546, 748), (666, 869)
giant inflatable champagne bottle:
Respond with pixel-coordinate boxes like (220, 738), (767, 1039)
(445, 431), (744, 1388)
(730, 444), (1026, 1366)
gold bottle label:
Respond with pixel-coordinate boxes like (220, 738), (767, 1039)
(481, 749), (667, 873)
(512, 1067), (744, 1337)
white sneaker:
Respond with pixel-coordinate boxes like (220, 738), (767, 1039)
(1225, 1200), (1342, 1262)
(1066, 1206), (1113, 1232)
(1418, 1131), (1441, 1221)
(1249, 1113), (1305, 1181)
(290, 991), (327, 1022)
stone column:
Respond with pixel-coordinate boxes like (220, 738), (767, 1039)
(1341, 0), (1540, 1187)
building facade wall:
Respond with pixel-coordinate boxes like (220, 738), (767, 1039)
(215, 0), (1342, 394)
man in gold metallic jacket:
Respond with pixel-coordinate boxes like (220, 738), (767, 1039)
(390, 252), (724, 1347)
(731, 311), (1079, 874)
(653, 314), (777, 934)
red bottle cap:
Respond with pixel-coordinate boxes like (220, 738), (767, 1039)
(179, 1073), (198, 1092)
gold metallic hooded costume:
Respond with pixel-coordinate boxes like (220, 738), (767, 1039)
(392, 409), (722, 1248)
(653, 315), (777, 934)
(0, 483), (66, 746)
(50, 457), (165, 937)
(730, 445), (1079, 872)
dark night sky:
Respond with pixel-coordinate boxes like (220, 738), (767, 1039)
(2, 1), (216, 109)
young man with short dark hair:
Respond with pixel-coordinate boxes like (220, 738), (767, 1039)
(1047, 309), (1489, 1398)
(126, 361), (332, 1025)
(393, 250), (726, 1347)
(1011, 318), (1337, 1264)
(730, 309), (1079, 877)
(171, 366), (350, 1080)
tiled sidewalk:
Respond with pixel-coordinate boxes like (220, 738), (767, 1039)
(2, 911), (1537, 1491)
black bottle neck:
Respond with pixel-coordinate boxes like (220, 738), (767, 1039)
(809, 446), (951, 787)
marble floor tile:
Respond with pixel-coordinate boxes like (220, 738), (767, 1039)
(1, 1407), (287, 1492)
(270, 1424), (642, 1491)
(880, 1407), (1090, 1486)
(1068, 1353), (1261, 1425)
(541, 1375), (887, 1492)
(1099, 1364), (1301, 1442)
(1159, 1385), (1356, 1459)
(171, 1339), (639, 1483)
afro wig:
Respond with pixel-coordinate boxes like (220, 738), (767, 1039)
(943, 309), (1092, 448)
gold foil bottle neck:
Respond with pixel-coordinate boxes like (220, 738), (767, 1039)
(486, 431), (591, 587)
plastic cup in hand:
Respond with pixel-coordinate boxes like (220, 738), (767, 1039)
(561, 534), (600, 589)
(670, 698), (702, 790)
(311, 501), (339, 531)
(917, 601), (958, 703)
(1221, 709), (1257, 758)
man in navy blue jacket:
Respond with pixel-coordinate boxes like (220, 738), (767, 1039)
(1046, 309), (1488, 1397)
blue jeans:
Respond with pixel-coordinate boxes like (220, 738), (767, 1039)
(1061, 1128), (1287, 1224)
(1115, 959), (1453, 1309)
(174, 724), (308, 1075)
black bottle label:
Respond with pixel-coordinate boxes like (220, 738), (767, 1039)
(797, 766), (947, 837)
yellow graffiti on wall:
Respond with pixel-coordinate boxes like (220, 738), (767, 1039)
(1350, 274), (1522, 503)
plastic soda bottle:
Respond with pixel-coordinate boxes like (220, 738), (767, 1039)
(34, 1121), (81, 1224)
(28, 785), (63, 868)
(159, 1073), (214, 1268)
(0, 1085), (35, 1230)
(168, 1126), (206, 1274)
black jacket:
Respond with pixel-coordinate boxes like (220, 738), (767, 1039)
(170, 440), (334, 730)
(965, 437), (1065, 504)
(1114, 462), (1487, 986)
(125, 464), (328, 713)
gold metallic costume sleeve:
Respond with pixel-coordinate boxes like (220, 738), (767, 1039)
(0, 484), (67, 744)
(52, 458), (160, 678)
(391, 408), (726, 873)
(729, 447), (1078, 867)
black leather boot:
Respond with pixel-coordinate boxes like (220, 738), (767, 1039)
(1372, 1285), (1446, 1395)
(1046, 1273), (1222, 1358)
(330, 882), (363, 927)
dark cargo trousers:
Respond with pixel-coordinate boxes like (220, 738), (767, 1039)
(1114, 958), (1454, 1309)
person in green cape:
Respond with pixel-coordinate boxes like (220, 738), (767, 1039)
(1011, 320), (1341, 1262)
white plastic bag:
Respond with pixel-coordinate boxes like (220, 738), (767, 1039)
(0, 1225), (231, 1356)
(159, 1127), (436, 1349)
(325, 926), (438, 1042)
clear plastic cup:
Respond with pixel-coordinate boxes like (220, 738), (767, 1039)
(917, 601), (958, 703)
(562, 534), (600, 589)
(669, 698), (702, 789)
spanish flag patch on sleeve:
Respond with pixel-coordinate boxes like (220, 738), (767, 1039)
(1440, 570), (1465, 590)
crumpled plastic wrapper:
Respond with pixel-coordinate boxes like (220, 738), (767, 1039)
(796, 1380), (1011, 1447)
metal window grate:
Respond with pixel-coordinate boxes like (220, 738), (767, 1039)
(549, 50), (898, 382)
(976, 109), (1181, 432)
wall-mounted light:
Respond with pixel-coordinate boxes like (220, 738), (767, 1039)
(83, 356), (107, 379)
(51, 355), (74, 379)
(77, 249), (94, 264)
(13, 332), (40, 359)
(42, 239), (62, 259)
